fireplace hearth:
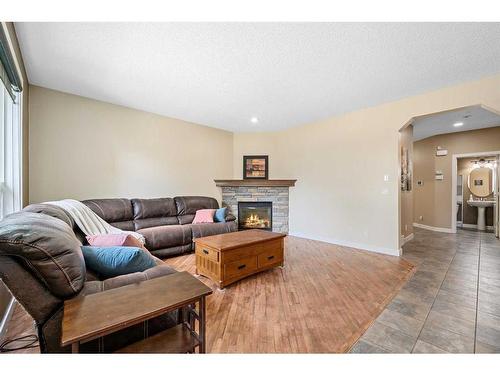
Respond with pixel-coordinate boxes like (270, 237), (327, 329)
(238, 202), (272, 231)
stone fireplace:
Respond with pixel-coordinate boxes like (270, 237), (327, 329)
(214, 179), (296, 234)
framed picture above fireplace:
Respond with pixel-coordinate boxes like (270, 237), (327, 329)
(243, 155), (269, 179)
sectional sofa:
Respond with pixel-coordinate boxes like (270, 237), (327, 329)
(0, 196), (236, 352)
(81, 196), (237, 258)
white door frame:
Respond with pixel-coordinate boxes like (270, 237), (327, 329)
(451, 150), (500, 235)
(496, 155), (500, 237)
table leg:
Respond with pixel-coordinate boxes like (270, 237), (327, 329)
(199, 296), (206, 353)
(71, 342), (79, 353)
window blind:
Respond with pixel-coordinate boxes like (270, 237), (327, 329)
(0, 26), (23, 102)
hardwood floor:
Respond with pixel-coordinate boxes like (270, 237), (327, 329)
(1, 235), (414, 353)
(0, 302), (38, 353)
(168, 235), (414, 353)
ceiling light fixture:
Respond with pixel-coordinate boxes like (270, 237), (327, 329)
(250, 117), (259, 124)
(453, 122), (464, 127)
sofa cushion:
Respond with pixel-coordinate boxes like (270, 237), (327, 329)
(177, 214), (195, 225)
(109, 220), (135, 231)
(86, 233), (146, 250)
(133, 217), (179, 230)
(83, 199), (134, 223)
(132, 198), (177, 219)
(214, 207), (227, 223)
(174, 196), (219, 215)
(0, 212), (85, 298)
(81, 246), (157, 278)
(192, 209), (216, 224)
(189, 221), (238, 239)
(138, 225), (192, 250)
(131, 198), (179, 230)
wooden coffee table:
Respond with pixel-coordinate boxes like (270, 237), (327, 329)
(194, 229), (286, 288)
(61, 271), (212, 353)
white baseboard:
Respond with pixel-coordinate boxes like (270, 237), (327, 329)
(288, 231), (401, 257)
(401, 233), (414, 246)
(461, 223), (495, 230)
(0, 297), (15, 340)
(413, 222), (454, 233)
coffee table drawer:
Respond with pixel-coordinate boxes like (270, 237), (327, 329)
(224, 256), (257, 278)
(258, 247), (283, 268)
(196, 245), (219, 262)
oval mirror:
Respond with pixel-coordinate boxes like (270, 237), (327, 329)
(468, 167), (493, 198)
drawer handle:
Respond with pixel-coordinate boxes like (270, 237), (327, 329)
(267, 255), (275, 260)
(238, 264), (246, 270)
(203, 249), (209, 255)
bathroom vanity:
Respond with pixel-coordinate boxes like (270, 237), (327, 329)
(467, 164), (496, 231)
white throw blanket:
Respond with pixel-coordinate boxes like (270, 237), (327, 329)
(46, 199), (145, 244)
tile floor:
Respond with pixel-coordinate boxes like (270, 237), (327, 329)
(350, 227), (500, 353)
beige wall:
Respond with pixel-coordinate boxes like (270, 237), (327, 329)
(399, 125), (413, 239)
(29, 86), (233, 203)
(234, 74), (500, 255)
(413, 126), (500, 229)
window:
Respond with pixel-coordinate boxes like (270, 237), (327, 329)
(0, 25), (22, 219)
(0, 81), (22, 218)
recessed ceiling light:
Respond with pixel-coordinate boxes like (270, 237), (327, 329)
(250, 117), (259, 124)
(453, 122), (464, 127)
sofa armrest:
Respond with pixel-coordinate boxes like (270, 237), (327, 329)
(80, 264), (177, 296)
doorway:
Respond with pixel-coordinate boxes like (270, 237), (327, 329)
(398, 104), (500, 249)
(452, 152), (499, 237)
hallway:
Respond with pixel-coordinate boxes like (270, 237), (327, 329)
(351, 227), (500, 353)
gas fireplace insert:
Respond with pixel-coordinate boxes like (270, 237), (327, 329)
(237, 201), (272, 231)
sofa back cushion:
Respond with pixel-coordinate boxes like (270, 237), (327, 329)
(131, 198), (178, 230)
(0, 212), (85, 298)
(174, 196), (219, 225)
(82, 199), (135, 231)
(23, 203), (75, 228)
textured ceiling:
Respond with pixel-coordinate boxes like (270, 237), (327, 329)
(15, 22), (500, 132)
(412, 106), (500, 141)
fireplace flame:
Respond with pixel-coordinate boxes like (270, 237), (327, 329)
(244, 214), (270, 228)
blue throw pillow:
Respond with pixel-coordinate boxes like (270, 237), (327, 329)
(214, 207), (226, 222)
(81, 246), (156, 278)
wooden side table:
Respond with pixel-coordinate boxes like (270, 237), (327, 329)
(61, 272), (212, 353)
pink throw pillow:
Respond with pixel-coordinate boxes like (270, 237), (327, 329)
(86, 233), (146, 250)
(192, 209), (216, 224)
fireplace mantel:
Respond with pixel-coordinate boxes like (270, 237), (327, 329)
(214, 179), (296, 187)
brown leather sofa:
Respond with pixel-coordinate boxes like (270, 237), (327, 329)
(0, 196), (236, 353)
(82, 196), (237, 258)
(0, 204), (180, 353)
